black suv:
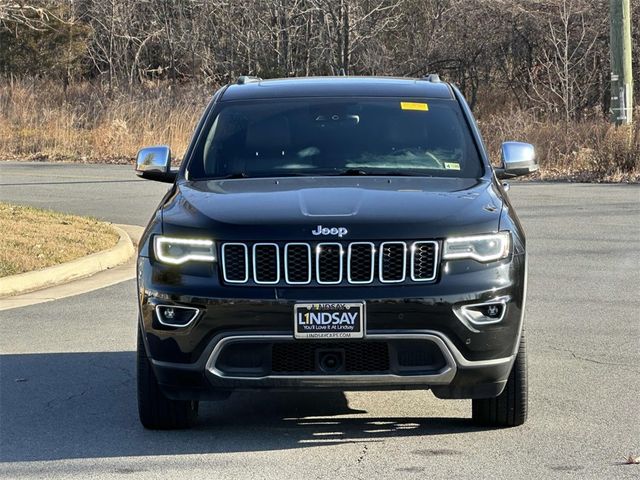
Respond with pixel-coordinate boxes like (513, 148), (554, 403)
(134, 76), (537, 430)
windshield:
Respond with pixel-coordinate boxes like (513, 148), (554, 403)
(187, 98), (483, 179)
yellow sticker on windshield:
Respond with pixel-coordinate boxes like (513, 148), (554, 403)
(400, 102), (429, 111)
(444, 162), (461, 170)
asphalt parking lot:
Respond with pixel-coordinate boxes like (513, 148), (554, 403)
(0, 162), (638, 479)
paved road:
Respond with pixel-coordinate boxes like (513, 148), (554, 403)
(1, 162), (639, 479)
(0, 162), (169, 225)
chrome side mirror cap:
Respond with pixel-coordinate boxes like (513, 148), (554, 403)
(135, 145), (176, 183)
(495, 142), (538, 179)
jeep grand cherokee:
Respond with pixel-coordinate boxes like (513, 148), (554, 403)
(134, 75), (538, 429)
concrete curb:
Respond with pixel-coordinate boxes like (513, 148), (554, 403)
(0, 224), (135, 298)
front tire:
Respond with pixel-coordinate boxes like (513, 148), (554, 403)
(137, 328), (199, 429)
(472, 330), (528, 427)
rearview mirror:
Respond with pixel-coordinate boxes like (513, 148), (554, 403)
(495, 142), (538, 179)
(135, 145), (176, 183)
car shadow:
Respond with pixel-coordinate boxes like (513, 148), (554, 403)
(1, 351), (487, 462)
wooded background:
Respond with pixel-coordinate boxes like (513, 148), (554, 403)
(1, 0), (638, 180)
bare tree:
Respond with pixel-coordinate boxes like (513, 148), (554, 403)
(524, 0), (606, 120)
(2, 0), (638, 119)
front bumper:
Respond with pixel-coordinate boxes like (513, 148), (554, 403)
(150, 330), (515, 401)
(137, 253), (526, 400)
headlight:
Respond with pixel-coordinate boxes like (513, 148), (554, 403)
(443, 232), (510, 263)
(153, 236), (216, 265)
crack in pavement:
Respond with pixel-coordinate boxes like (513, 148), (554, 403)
(88, 359), (134, 379)
(546, 345), (636, 371)
(45, 389), (88, 409)
(356, 444), (369, 464)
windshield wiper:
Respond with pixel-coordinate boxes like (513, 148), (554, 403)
(337, 169), (422, 177)
(217, 172), (249, 179)
(213, 172), (314, 180)
(338, 169), (370, 176)
(376, 170), (429, 177)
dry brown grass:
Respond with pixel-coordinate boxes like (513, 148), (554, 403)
(1, 79), (638, 182)
(0, 79), (209, 164)
(480, 109), (640, 183)
(0, 202), (119, 277)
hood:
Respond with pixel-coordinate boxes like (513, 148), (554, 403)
(162, 176), (503, 240)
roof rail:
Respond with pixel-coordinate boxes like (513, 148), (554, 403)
(236, 75), (262, 85)
(422, 73), (441, 83)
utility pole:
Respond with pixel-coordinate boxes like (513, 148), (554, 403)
(609, 0), (633, 125)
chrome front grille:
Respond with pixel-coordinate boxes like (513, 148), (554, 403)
(220, 240), (439, 286)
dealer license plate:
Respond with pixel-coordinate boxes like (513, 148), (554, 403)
(294, 303), (365, 339)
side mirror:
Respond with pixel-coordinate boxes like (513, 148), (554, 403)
(495, 142), (538, 179)
(135, 145), (177, 183)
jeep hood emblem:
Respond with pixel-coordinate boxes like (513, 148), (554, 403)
(312, 225), (348, 238)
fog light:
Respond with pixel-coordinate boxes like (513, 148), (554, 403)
(480, 304), (503, 319)
(155, 305), (199, 327)
(453, 296), (509, 332)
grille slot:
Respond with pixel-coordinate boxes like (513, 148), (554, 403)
(221, 243), (248, 283)
(348, 242), (375, 283)
(379, 242), (407, 283)
(220, 240), (438, 285)
(411, 241), (438, 281)
(285, 243), (312, 284)
(316, 243), (343, 284)
(253, 243), (279, 284)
